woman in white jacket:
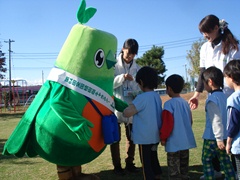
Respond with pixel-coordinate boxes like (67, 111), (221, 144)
(110, 38), (141, 175)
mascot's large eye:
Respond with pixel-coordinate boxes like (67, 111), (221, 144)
(94, 49), (104, 68)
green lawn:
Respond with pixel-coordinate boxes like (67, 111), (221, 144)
(0, 94), (226, 180)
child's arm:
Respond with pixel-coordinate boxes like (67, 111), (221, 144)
(226, 107), (240, 154)
(227, 107), (240, 138)
(207, 101), (225, 150)
(160, 110), (174, 146)
(190, 111), (193, 125)
(226, 137), (233, 154)
(123, 104), (138, 118)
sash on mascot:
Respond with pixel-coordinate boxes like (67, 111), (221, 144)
(47, 67), (119, 144)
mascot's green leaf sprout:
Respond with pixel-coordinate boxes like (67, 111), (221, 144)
(77, 0), (97, 24)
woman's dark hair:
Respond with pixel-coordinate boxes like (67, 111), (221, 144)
(201, 66), (224, 89)
(199, 14), (239, 54)
(120, 38), (139, 55)
(136, 66), (158, 89)
(223, 59), (240, 85)
(165, 74), (184, 93)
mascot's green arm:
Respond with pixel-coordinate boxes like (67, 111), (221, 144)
(114, 96), (128, 112)
(50, 83), (94, 141)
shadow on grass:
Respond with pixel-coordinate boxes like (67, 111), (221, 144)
(0, 113), (23, 120)
(0, 135), (204, 177)
(0, 138), (39, 164)
(95, 168), (143, 180)
(0, 138), (9, 158)
(94, 165), (204, 180)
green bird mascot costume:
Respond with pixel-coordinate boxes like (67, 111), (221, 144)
(3, 1), (128, 179)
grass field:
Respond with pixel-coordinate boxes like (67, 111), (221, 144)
(0, 91), (226, 180)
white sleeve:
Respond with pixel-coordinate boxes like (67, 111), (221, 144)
(113, 74), (125, 89)
(207, 101), (224, 141)
(231, 46), (240, 59)
(199, 43), (206, 68)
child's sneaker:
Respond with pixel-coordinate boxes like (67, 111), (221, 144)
(199, 170), (223, 179)
(113, 166), (125, 176)
(125, 163), (139, 173)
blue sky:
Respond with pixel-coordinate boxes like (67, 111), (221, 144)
(0, 0), (240, 85)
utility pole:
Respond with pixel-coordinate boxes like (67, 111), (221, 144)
(4, 39), (15, 93)
(184, 64), (188, 83)
(42, 70), (44, 84)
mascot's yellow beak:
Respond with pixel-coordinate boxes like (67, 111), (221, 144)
(106, 50), (116, 69)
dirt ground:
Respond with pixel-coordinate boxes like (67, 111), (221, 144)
(161, 91), (207, 104)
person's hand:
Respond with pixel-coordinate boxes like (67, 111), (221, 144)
(161, 141), (166, 146)
(217, 141), (225, 150)
(188, 92), (201, 110)
(226, 143), (232, 154)
(188, 96), (199, 110)
(124, 73), (134, 81)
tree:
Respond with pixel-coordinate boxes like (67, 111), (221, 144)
(136, 45), (167, 85)
(186, 38), (206, 78)
(0, 50), (7, 79)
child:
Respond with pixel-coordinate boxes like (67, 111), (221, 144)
(123, 66), (162, 180)
(160, 74), (196, 180)
(223, 60), (240, 180)
(201, 66), (236, 179)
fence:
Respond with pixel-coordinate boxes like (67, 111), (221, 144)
(0, 79), (41, 113)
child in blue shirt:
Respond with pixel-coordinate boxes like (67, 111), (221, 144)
(201, 66), (236, 179)
(223, 60), (240, 180)
(123, 66), (162, 180)
(160, 74), (196, 180)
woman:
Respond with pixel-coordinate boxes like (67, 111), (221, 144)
(110, 38), (141, 175)
(189, 14), (240, 109)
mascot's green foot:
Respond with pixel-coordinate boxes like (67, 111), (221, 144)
(57, 165), (100, 180)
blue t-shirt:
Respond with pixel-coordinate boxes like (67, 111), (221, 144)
(227, 90), (240, 155)
(132, 91), (162, 144)
(163, 97), (196, 152)
(203, 91), (227, 140)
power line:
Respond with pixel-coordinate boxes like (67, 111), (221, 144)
(11, 67), (52, 70)
(163, 55), (186, 61)
(13, 52), (59, 54)
(138, 37), (201, 48)
(2, 36), (202, 58)
(1, 37), (201, 70)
